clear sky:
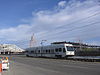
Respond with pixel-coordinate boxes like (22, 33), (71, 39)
(0, 0), (100, 48)
(0, 0), (60, 28)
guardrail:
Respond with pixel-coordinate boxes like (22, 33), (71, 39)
(67, 56), (100, 62)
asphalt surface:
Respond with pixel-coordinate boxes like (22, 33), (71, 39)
(1, 55), (100, 75)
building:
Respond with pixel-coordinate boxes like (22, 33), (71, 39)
(0, 44), (25, 54)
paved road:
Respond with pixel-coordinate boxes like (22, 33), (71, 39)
(2, 55), (100, 75)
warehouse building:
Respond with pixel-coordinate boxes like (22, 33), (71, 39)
(0, 44), (25, 54)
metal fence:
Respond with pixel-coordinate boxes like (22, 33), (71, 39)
(75, 50), (100, 56)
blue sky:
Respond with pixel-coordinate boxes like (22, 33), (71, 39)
(0, 0), (60, 28)
(0, 0), (100, 48)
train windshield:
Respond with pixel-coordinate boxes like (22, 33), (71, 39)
(67, 46), (74, 51)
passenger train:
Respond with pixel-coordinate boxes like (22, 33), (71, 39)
(26, 43), (75, 58)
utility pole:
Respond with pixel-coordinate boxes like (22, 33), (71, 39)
(79, 39), (82, 51)
(40, 40), (47, 56)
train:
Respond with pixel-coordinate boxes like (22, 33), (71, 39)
(25, 43), (75, 58)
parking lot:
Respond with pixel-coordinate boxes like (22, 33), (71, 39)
(1, 55), (100, 75)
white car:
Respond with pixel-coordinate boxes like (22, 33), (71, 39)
(0, 57), (9, 70)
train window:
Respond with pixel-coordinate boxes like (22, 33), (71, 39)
(59, 48), (62, 52)
(67, 47), (74, 51)
(46, 50), (48, 53)
(44, 50), (46, 53)
(51, 49), (54, 53)
(38, 50), (40, 53)
(52, 49), (54, 53)
(63, 48), (66, 52)
(31, 51), (34, 53)
(55, 48), (58, 52)
(26, 51), (28, 53)
(48, 50), (50, 53)
(49, 49), (51, 53)
(29, 51), (31, 53)
(43, 50), (45, 53)
(34, 50), (36, 53)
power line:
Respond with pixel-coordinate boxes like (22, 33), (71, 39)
(40, 11), (100, 41)
(57, 11), (100, 28)
(58, 21), (100, 33)
(40, 21), (100, 40)
(47, 28), (100, 44)
(62, 29), (100, 40)
(41, 11), (100, 38)
(45, 21), (100, 40)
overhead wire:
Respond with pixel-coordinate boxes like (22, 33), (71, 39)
(59, 21), (100, 33)
(57, 11), (100, 28)
(45, 11), (100, 36)
(47, 21), (100, 41)
(39, 10), (100, 42)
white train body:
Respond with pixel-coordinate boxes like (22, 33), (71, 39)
(26, 44), (75, 58)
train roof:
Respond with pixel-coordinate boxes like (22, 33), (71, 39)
(26, 43), (73, 51)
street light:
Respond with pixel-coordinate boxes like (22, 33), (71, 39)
(40, 40), (47, 56)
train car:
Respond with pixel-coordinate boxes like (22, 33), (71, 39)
(26, 43), (75, 58)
